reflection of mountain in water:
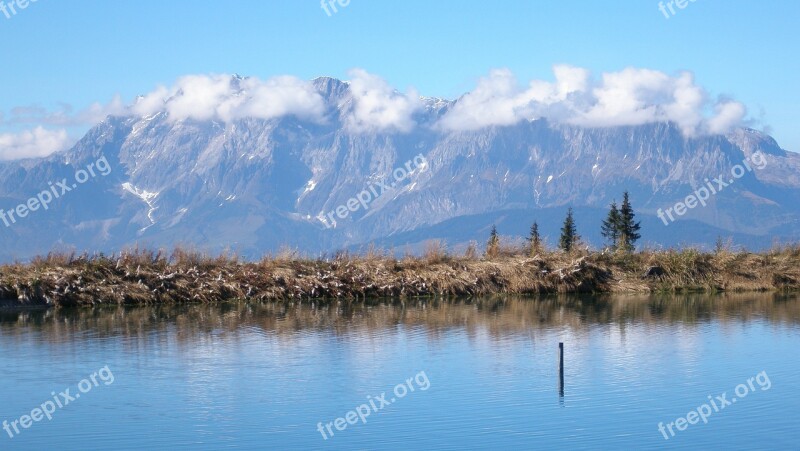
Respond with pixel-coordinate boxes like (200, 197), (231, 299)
(2, 293), (798, 345)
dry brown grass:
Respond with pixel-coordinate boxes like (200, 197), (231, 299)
(1, 244), (799, 307)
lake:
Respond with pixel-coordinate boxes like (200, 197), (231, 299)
(1, 294), (798, 450)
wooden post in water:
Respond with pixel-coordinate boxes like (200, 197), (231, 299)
(558, 342), (564, 396)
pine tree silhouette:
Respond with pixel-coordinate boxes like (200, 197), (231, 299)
(618, 191), (641, 252)
(559, 208), (579, 252)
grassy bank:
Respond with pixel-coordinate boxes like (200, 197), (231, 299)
(1, 244), (799, 307)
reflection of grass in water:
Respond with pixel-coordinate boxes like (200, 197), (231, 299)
(1, 245), (800, 307)
(1, 293), (798, 346)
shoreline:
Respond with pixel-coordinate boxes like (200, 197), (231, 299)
(1, 247), (799, 307)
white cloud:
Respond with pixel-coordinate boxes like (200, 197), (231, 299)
(234, 76), (328, 122)
(344, 69), (421, 133)
(0, 127), (71, 161)
(437, 69), (529, 131)
(131, 86), (169, 117)
(132, 74), (326, 123)
(439, 65), (746, 135)
(706, 101), (747, 135)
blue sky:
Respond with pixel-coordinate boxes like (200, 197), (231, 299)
(0, 0), (798, 152)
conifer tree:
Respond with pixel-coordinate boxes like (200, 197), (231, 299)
(527, 222), (542, 256)
(559, 208), (579, 253)
(617, 191), (641, 252)
(601, 201), (621, 250)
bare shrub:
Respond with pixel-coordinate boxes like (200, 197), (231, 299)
(423, 240), (448, 264)
(464, 241), (478, 260)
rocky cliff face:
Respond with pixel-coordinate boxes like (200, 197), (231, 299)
(0, 77), (797, 260)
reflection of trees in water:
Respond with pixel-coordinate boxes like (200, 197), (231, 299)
(1, 293), (798, 346)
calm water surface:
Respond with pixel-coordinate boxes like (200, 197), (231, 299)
(1, 294), (799, 450)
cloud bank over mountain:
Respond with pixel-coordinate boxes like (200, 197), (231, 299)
(345, 69), (422, 134)
(0, 66), (750, 160)
(439, 66), (746, 135)
(131, 74), (327, 123)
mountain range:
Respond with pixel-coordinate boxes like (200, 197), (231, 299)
(1, 76), (798, 261)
